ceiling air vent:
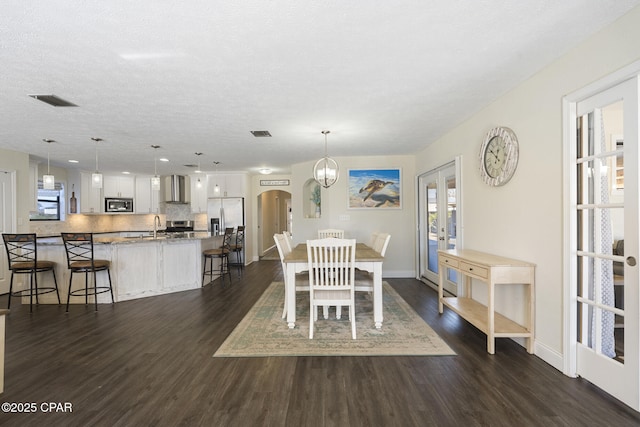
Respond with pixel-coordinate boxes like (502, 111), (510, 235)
(250, 130), (272, 137)
(28, 94), (78, 107)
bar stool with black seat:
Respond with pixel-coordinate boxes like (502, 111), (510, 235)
(202, 227), (234, 286)
(228, 225), (245, 276)
(61, 233), (114, 311)
(2, 233), (61, 312)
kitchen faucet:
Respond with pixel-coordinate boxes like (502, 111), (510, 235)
(153, 215), (161, 239)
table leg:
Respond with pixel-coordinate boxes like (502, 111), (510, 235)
(286, 266), (297, 329)
(487, 281), (495, 354)
(438, 263), (444, 313)
(373, 263), (383, 329)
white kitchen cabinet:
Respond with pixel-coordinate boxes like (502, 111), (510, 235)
(104, 175), (135, 198)
(207, 173), (247, 197)
(135, 176), (160, 214)
(80, 172), (102, 213)
(190, 174), (208, 213)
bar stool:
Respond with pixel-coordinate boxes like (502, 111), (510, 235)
(2, 233), (61, 312)
(61, 233), (114, 311)
(228, 225), (245, 276)
(202, 227), (234, 286)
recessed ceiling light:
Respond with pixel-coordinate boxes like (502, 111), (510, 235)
(160, 158), (169, 162)
(68, 159), (79, 163)
(122, 171), (130, 175)
(28, 94), (78, 107)
(259, 168), (272, 175)
(251, 130), (272, 137)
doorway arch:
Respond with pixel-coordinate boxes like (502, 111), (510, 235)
(257, 189), (291, 256)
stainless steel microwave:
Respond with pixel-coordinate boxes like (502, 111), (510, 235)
(105, 198), (134, 213)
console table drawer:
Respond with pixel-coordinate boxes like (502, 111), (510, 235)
(459, 261), (488, 279)
(440, 255), (459, 268)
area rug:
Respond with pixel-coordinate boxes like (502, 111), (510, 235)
(214, 282), (455, 357)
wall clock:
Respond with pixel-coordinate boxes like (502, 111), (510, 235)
(479, 126), (519, 187)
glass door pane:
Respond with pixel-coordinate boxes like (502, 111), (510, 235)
(419, 162), (459, 294)
(426, 180), (438, 275)
(576, 104), (624, 362)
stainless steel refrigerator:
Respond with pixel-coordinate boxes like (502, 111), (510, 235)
(207, 197), (245, 235)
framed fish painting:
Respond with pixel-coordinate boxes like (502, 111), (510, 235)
(348, 168), (401, 209)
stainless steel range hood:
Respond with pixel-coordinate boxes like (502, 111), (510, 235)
(164, 175), (191, 204)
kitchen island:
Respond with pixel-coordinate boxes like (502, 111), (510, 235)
(34, 232), (221, 304)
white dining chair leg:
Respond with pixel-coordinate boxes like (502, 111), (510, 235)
(282, 285), (288, 319)
(350, 302), (356, 339)
(309, 304), (315, 339)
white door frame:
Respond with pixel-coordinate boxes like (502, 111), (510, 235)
(417, 157), (463, 290)
(563, 61), (640, 410)
(0, 169), (17, 295)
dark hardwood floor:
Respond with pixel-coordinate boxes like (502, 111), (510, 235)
(0, 260), (639, 426)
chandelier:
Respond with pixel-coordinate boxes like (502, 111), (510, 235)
(313, 130), (339, 188)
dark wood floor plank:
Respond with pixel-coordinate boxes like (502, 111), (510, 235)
(0, 261), (639, 426)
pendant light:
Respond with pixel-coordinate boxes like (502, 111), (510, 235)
(195, 152), (203, 188)
(42, 139), (55, 190)
(213, 161), (221, 193)
(151, 145), (161, 191)
(90, 137), (103, 188)
(313, 130), (339, 188)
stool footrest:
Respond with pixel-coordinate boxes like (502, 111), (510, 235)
(69, 287), (113, 297)
(11, 287), (58, 297)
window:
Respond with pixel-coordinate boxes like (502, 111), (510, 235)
(30, 184), (64, 221)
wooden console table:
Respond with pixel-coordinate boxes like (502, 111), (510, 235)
(438, 249), (535, 354)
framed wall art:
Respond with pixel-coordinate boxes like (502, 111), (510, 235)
(348, 168), (401, 209)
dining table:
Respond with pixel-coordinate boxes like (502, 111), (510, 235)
(283, 242), (385, 329)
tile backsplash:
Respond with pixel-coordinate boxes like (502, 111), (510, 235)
(30, 204), (208, 236)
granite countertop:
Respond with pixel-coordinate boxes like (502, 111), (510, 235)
(38, 232), (215, 245)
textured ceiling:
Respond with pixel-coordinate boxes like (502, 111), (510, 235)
(1, 1), (638, 176)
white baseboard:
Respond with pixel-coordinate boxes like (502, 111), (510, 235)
(533, 340), (564, 372)
(382, 270), (415, 278)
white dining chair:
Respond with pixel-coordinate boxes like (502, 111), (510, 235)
(369, 232), (380, 248)
(355, 234), (390, 293)
(307, 238), (357, 339)
(373, 233), (391, 256)
(274, 233), (309, 319)
(317, 229), (344, 238)
(282, 230), (293, 253)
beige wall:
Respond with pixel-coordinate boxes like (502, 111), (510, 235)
(289, 155), (416, 277)
(415, 6), (640, 367)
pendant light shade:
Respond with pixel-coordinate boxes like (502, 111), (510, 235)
(151, 175), (161, 191)
(313, 130), (339, 188)
(43, 174), (55, 190)
(42, 139), (55, 189)
(91, 137), (103, 189)
(151, 145), (161, 191)
(92, 172), (103, 189)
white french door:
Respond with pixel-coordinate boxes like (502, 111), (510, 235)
(418, 161), (459, 294)
(569, 76), (639, 410)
